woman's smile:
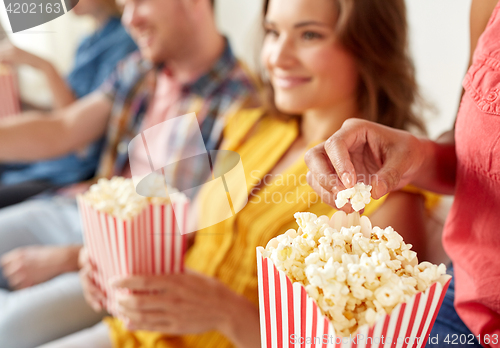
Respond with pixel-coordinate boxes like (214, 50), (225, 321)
(272, 75), (312, 89)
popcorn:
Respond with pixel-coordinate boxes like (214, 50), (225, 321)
(82, 176), (177, 218)
(335, 183), (372, 212)
(261, 211), (447, 336)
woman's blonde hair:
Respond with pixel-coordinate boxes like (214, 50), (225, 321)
(262, 0), (426, 133)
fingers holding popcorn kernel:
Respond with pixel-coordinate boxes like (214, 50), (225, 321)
(306, 120), (430, 204)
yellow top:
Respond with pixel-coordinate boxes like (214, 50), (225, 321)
(105, 109), (439, 347)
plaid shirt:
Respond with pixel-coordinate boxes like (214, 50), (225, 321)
(96, 42), (258, 188)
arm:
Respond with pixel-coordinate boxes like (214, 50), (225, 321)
(411, 136), (456, 195)
(304, 119), (456, 211)
(0, 41), (76, 108)
(0, 92), (112, 162)
(37, 59), (76, 109)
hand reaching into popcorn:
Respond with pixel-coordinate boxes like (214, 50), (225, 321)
(304, 119), (456, 209)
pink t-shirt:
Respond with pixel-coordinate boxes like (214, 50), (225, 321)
(443, 2), (500, 342)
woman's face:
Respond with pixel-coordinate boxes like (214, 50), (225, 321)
(262, 0), (359, 115)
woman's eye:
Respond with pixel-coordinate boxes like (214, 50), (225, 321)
(302, 31), (323, 40)
(265, 28), (279, 38)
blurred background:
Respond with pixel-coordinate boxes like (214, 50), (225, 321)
(0, 0), (471, 138)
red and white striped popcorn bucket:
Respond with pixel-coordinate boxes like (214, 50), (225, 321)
(257, 249), (451, 348)
(77, 197), (189, 315)
(0, 64), (20, 119)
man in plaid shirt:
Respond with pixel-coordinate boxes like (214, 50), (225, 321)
(0, 0), (258, 346)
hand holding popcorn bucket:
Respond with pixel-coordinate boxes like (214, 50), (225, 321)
(77, 177), (189, 316)
(257, 184), (451, 348)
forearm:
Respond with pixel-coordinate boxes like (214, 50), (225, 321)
(0, 92), (111, 162)
(41, 61), (76, 109)
(411, 136), (457, 195)
(221, 292), (261, 348)
(0, 111), (73, 161)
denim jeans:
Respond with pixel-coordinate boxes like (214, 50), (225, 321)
(427, 266), (483, 347)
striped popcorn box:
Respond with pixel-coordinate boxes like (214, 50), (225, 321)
(257, 248), (451, 348)
(0, 64), (20, 119)
(77, 196), (189, 316)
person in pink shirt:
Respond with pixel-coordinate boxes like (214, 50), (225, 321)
(305, 0), (500, 346)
